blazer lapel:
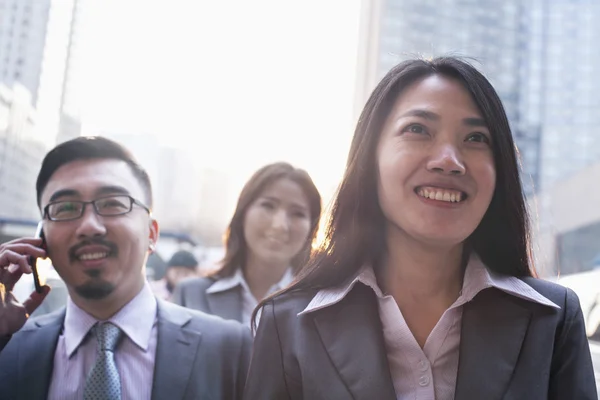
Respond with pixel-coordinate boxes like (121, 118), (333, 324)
(312, 284), (396, 400)
(151, 300), (202, 400)
(18, 309), (65, 400)
(455, 288), (532, 400)
(206, 287), (243, 322)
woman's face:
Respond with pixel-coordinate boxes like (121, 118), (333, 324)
(243, 178), (312, 267)
(376, 74), (496, 248)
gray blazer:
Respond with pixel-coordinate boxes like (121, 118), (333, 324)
(245, 277), (598, 399)
(0, 299), (252, 400)
(172, 277), (244, 323)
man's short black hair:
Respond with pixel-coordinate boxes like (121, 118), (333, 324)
(36, 136), (153, 208)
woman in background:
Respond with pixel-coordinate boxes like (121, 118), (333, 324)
(172, 162), (321, 327)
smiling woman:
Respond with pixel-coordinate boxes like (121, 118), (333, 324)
(172, 162), (322, 327)
(244, 57), (598, 400)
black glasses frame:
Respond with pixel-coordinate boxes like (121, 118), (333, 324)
(43, 195), (151, 221)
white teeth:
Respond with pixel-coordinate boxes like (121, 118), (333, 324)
(417, 188), (464, 203)
(79, 252), (108, 261)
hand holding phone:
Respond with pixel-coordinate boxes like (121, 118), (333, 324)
(29, 221), (46, 294)
(0, 228), (49, 336)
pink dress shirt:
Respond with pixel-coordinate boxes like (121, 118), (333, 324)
(47, 282), (158, 400)
(300, 253), (559, 400)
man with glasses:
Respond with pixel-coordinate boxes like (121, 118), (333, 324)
(0, 136), (251, 400)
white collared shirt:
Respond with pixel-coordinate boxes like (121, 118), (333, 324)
(48, 282), (158, 400)
(207, 267), (294, 327)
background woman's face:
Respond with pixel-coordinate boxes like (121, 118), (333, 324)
(243, 178), (312, 266)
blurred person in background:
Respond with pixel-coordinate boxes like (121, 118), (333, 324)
(172, 162), (321, 327)
(145, 251), (167, 282)
(150, 250), (199, 301)
(244, 57), (597, 399)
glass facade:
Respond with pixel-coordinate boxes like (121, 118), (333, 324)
(373, 0), (600, 195)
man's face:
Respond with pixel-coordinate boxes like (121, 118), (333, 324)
(40, 159), (159, 303)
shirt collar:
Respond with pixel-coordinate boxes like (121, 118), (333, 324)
(455, 253), (559, 309)
(206, 267), (294, 296)
(64, 281), (158, 357)
(299, 253), (559, 315)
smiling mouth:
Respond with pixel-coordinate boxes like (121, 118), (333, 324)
(415, 186), (467, 203)
(77, 252), (110, 261)
(265, 237), (286, 245)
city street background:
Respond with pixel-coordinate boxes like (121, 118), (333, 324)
(3, 0), (600, 387)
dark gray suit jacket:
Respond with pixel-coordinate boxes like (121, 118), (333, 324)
(173, 277), (244, 323)
(245, 277), (598, 399)
(0, 299), (252, 400)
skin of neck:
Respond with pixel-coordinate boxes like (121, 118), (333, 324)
(378, 225), (467, 308)
(243, 252), (290, 301)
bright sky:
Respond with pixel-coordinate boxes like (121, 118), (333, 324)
(79, 0), (362, 203)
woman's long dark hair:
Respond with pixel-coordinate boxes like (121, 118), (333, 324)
(210, 162), (322, 279)
(252, 57), (536, 328)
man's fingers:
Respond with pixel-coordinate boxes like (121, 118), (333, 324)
(22, 285), (51, 316)
(0, 251), (32, 275)
(3, 264), (25, 292)
(0, 243), (46, 265)
(1, 237), (44, 248)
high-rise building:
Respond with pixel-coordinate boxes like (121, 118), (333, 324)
(0, 0), (79, 219)
(0, 0), (79, 145)
(0, 0), (51, 105)
(0, 83), (48, 220)
(56, 0), (88, 143)
(524, 0), (600, 192)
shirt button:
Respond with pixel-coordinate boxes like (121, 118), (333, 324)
(418, 359), (429, 371)
(419, 375), (430, 386)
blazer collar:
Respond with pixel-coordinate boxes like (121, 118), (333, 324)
(311, 284), (397, 399)
(17, 308), (65, 400)
(310, 284), (534, 400)
(151, 299), (203, 400)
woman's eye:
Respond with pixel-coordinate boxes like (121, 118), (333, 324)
(403, 124), (427, 135)
(261, 202), (275, 210)
(292, 211), (307, 218)
(466, 132), (491, 144)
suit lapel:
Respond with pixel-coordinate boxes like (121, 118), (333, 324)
(206, 287), (243, 322)
(18, 309), (65, 400)
(455, 289), (532, 400)
(312, 284), (396, 400)
(151, 300), (202, 400)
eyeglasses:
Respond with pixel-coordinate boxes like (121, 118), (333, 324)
(43, 195), (151, 222)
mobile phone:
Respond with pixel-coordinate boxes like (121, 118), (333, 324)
(29, 221), (46, 294)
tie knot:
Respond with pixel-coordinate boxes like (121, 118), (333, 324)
(93, 322), (122, 352)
